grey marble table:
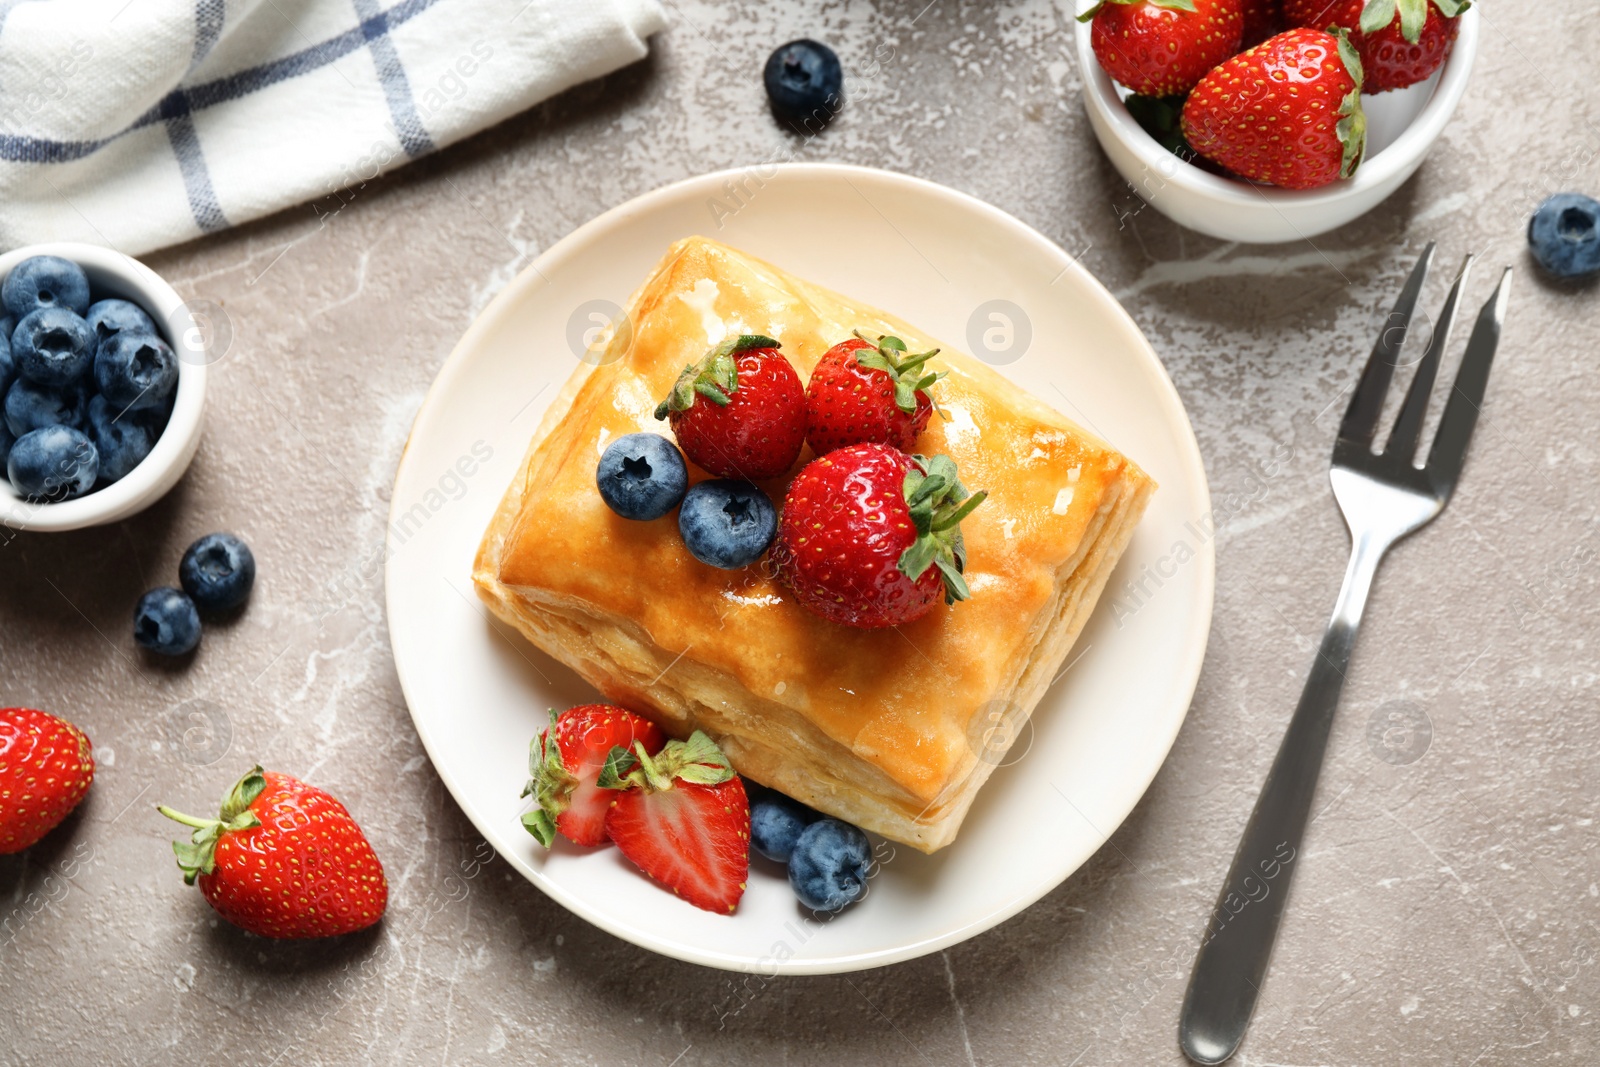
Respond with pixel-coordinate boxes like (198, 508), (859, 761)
(3, 2), (1597, 1064)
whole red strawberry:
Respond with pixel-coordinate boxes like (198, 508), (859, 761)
(806, 332), (943, 456)
(0, 707), (93, 853)
(521, 704), (666, 847)
(773, 444), (986, 629)
(654, 335), (806, 480)
(159, 766), (387, 938)
(1081, 0), (1245, 98)
(1285, 0), (1465, 92)
(1242, 0), (1285, 46)
(600, 730), (749, 914)
(1182, 28), (1367, 190)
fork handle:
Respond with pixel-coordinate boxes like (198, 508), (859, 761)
(1178, 532), (1387, 1065)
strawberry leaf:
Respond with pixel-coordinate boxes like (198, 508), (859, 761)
(1332, 29), (1368, 180)
(219, 765), (265, 824)
(1125, 93), (1193, 158)
(655, 335), (779, 417)
(1359, 0), (1398, 34)
(694, 381), (732, 406)
(932, 556), (972, 604)
(520, 809), (557, 848)
(898, 536), (939, 582)
(896, 454), (985, 602)
(598, 732), (734, 792)
(849, 330), (944, 416)
(597, 745), (638, 789)
(519, 711), (580, 847)
(1396, 0), (1427, 42)
(1433, 0), (1469, 15)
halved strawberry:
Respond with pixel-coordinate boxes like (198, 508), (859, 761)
(600, 731), (749, 914)
(521, 704), (666, 847)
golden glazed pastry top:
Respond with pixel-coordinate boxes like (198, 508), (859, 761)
(495, 236), (1146, 805)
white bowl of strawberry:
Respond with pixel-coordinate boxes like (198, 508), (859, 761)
(1076, 0), (1478, 243)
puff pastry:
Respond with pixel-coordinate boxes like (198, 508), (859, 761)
(474, 236), (1154, 853)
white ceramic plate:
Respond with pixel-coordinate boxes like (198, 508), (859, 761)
(386, 164), (1214, 974)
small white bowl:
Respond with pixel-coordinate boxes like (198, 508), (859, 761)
(1077, 9), (1479, 243)
(0, 242), (206, 532)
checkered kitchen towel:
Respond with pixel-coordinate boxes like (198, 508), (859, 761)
(0, 0), (666, 255)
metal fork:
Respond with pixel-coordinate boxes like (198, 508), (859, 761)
(1178, 245), (1513, 1065)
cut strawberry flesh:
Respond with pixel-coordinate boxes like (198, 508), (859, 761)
(556, 770), (612, 847)
(606, 780), (748, 914)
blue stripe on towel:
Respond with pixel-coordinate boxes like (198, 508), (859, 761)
(192, 0), (225, 68)
(353, 0), (435, 157)
(159, 91), (228, 232)
(0, 0), (443, 163)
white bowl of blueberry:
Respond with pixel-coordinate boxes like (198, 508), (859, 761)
(0, 243), (206, 532)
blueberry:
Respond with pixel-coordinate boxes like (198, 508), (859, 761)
(86, 394), (159, 485)
(85, 298), (158, 346)
(597, 432), (688, 520)
(12, 307), (94, 387)
(764, 39), (843, 129)
(0, 423), (13, 471)
(751, 791), (822, 863)
(134, 586), (201, 656)
(678, 479), (777, 568)
(787, 819), (872, 912)
(1529, 194), (1600, 280)
(179, 532), (256, 613)
(5, 378), (87, 437)
(6, 425), (97, 501)
(0, 322), (12, 395)
(94, 331), (178, 410)
(2, 256), (91, 318)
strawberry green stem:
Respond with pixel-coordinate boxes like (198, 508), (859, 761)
(155, 806), (214, 830)
(932, 490), (988, 532)
(158, 765), (267, 886)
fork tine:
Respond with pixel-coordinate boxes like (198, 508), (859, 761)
(1426, 268), (1512, 495)
(1340, 243), (1435, 446)
(1386, 254), (1474, 462)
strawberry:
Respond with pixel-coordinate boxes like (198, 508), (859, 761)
(805, 332), (944, 456)
(521, 704), (666, 847)
(159, 766), (387, 939)
(599, 731), (749, 914)
(0, 707), (93, 854)
(654, 335), (806, 480)
(1285, 0), (1466, 92)
(1181, 28), (1368, 190)
(1080, 0), (1245, 98)
(1242, 0), (1285, 47)
(772, 444), (986, 630)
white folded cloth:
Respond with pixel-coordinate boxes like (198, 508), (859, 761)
(0, 0), (665, 254)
